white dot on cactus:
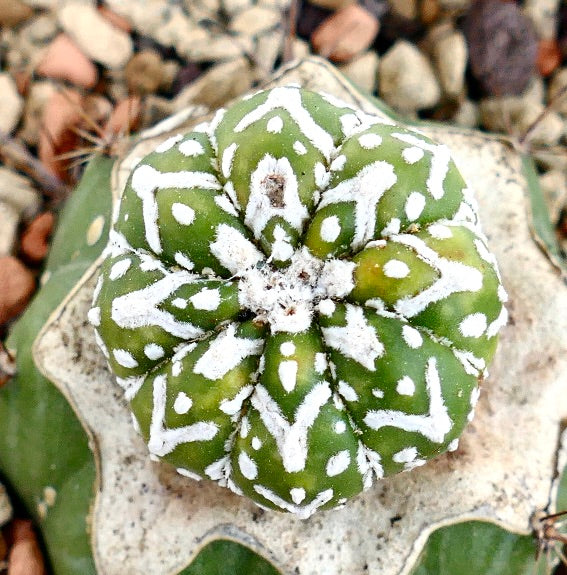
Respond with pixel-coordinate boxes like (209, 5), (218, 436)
(459, 313), (487, 338)
(144, 343), (165, 360)
(381, 218), (401, 236)
(176, 468), (202, 480)
(330, 154), (346, 171)
(172, 361), (182, 377)
(124, 213), (129, 221)
(238, 452), (258, 480)
(252, 436), (262, 450)
(174, 252), (194, 270)
(290, 487), (306, 504)
(178, 139), (205, 157)
(393, 446), (418, 464)
(314, 353), (327, 374)
(383, 259), (410, 279)
(338, 380), (358, 402)
(293, 141), (307, 155)
(280, 341), (296, 357)
(317, 299), (336, 317)
(396, 376), (416, 396)
(326, 450), (351, 477)
(112, 348), (138, 368)
(171, 298), (187, 309)
(372, 388), (384, 399)
(155, 134), (183, 153)
(109, 258), (132, 280)
(240, 416), (250, 438)
(190, 288), (221, 311)
(314, 162), (329, 189)
(405, 192), (426, 221)
(320, 215), (341, 243)
(86, 215), (105, 246)
(497, 285), (508, 303)
(358, 133), (382, 150)
(87, 306), (101, 327)
(429, 223), (453, 239)
(214, 194), (238, 216)
(402, 325), (423, 349)
(267, 115), (284, 133)
(221, 143), (238, 178)
(402, 146), (425, 164)
(334, 420), (346, 434)
(278, 360), (298, 392)
(173, 392), (193, 414)
(171, 203), (196, 226)
(447, 438), (459, 452)
(340, 113), (359, 137)
(131, 413), (141, 434)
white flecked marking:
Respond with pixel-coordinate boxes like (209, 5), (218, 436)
(109, 258), (131, 280)
(144, 343), (164, 360)
(280, 341), (296, 357)
(402, 147), (424, 164)
(173, 392), (193, 414)
(330, 154), (346, 171)
(326, 450), (351, 477)
(221, 142), (238, 179)
(87, 306), (101, 327)
(171, 203), (196, 226)
(252, 436), (262, 450)
(459, 312), (487, 338)
(290, 487), (306, 504)
(358, 133), (382, 149)
(338, 380), (358, 402)
(190, 288), (221, 311)
(314, 352), (327, 375)
(113, 348), (138, 368)
(171, 297), (187, 309)
(429, 223), (453, 239)
(267, 115), (284, 133)
(176, 468), (202, 480)
(279, 360), (298, 392)
(320, 215), (341, 243)
(178, 139), (205, 157)
(155, 134), (183, 153)
(334, 420), (347, 434)
(220, 385), (254, 415)
(396, 376), (416, 396)
(372, 388), (384, 399)
(383, 259), (410, 279)
(238, 452), (258, 480)
(174, 252), (195, 270)
(293, 141), (307, 155)
(402, 325), (423, 348)
(405, 192), (426, 221)
(317, 299), (336, 317)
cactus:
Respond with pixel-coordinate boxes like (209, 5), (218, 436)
(90, 86), (506, 516)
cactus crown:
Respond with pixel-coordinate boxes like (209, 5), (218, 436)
(89, 86), (507, 518)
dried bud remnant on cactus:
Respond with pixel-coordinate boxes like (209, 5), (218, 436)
(89, 86), (507, 518)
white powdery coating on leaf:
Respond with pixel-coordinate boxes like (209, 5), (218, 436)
(234, 87), (335, 160)
(144, 343), (164, 360)
(402, 147), (424, 164)
(247, 154), (308, 238)
(109, 258), (131, 280)
(314, 352), (327, 375)
(112, 271), (204, 340)
(293, 141), (307, 155)
(193, 324), (263, 381)
(280, 341), (296, 357)
(221, 143), (238, 179)
(326, 450), (351, 477)
(290, 487), (306, 504)
(364, 357), (452, 443)
(405, 192), (426, 222)
(383, 259), (410, 279)
(392, 233), (483, 318)
(317, 299), (336, 317)
(267, 115), (284, 133)
(279, 360), (298, 392)
(338, 380), (358, 402)
(155, 134), (183, 153)
(318, 259), (356, 299)
(238, 452), (258, 480)
(173, 392), (193, 414)
(131, 164), (220, 254)
(320, 215), (341, 243)
(358, 133), (382, 149)
(210, 224), (264, 275)
(459, 313), (487, 338)
(396, 376), (416, 396)
(190, 288), (221, 311)
(214, 194), (238, 216)
(148, 375), (219, 457)
(322, 305), (383, 371)
(253, 485), (333, 519)
(113, 348), (138, 368)
(174, 252), (194, 271)
(318, 161), (397, 250)
(178, 139), (205, 157)
(88, 307), (101, 327)
(219, 385), (254, 415)
(393, 132), (451, 200)
(402, 325), (423, 348)
(250, 381), (331, 473)
(171, 203), (196, 226)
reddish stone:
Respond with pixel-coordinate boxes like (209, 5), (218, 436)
(537, 39), (561, 77)
(0, 257), (35, 326)
(20, 212), (55, 264)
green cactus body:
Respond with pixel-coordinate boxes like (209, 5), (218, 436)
(89, 86), (507, 518)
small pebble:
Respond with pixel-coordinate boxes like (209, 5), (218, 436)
(19, 81), (57, 146)
(311, 4), (380, 62)
(0, 203), (19, 257)
(20, 211), (55, 263)
(171, 62), (205, 97)
(390, 0), (418, 21)
(420, 0), (440, 24)
(104, 96), (142, 137)
(36, 34), (99, 89)
(309, 0), (354, 9)
(82, 95), (113, 127)
(229, 6), (281, 35)
(58, 1), (133, 70)
(0, 0), (33, 28)
(432, 28), (468, 98)
(7, 520), (46, 575)
(125, 50), (164, 95)
(523, 0), (560, 40)
(0, 257), (36, 325)
(97, 4), (133, 33)
(379, 40), (441, 113)
(297, 2), (335, 39)
(549, 67), (567, 115)
(0, 483), (11, 526)
(339, 50), (380, 93)
(536, 38), (561, 77)
(0, 74), (24, 135)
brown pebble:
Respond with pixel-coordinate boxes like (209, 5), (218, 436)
(421, 0), (440, 24)
(0, 257), (35, 326)
(104, 96), (142, 137)
(537, 39), (561, 78)
(39, 89), (83, 181)
(82, 94), (113, 128)
(0, 0), (33, 28)
(20, 212), (55, 264)
(36, 34), (98, 90)
(7, 520), (46, 575)
(125, 50), (164, 95)
(311, 4), (380, 62)
(97, 5), (132, 33)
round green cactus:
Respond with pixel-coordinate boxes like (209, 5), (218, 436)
(88, 86), (507, 518)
